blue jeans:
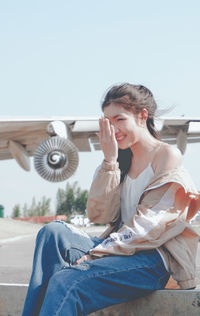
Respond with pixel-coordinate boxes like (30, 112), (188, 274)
(22, 221), (170, 316)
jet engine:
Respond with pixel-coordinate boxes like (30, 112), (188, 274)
(34, 121), (79, 182)
(34, 136), (79, 182)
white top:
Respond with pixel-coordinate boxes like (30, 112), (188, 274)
(120, 163), (169, 271)
(120, 163), (154, 226)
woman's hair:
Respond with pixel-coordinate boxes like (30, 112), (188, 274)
(101, 83), (159, 182)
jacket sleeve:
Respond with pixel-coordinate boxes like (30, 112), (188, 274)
(86, 160), (121, 224)
(90, 182), (199, 257)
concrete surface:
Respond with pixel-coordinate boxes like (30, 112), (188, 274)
(0, 235), (35, 283)
(0, 218), (200, 316)
(89, 287), (200, 316)
(0, 284), (28, 316)
(0, 284), (200, 316)
(0, 218), (43, 284)
(0, 218), (43, 241)
(0, 218), (105, 284)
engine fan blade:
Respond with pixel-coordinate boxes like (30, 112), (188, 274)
(34, 136), (79, 182)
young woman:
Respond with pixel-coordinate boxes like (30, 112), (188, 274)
(22, 83), (200, 316)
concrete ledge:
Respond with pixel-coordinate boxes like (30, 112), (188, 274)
(0, 284), (200, 316)
(0, 284), (28, 316)
(89, 287), (200, 316)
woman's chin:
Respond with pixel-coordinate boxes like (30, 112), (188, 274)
(118, 143), (129, 150)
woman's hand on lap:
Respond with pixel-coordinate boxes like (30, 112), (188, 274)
(73, 254), (92, 265)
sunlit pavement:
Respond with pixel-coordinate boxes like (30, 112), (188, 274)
(0, 218), (199, 285)
(0, 218), (105, 284)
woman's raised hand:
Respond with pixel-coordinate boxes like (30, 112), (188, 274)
(99, 117), (118, 163)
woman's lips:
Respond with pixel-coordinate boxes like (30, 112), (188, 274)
(116, 135), (126, 142)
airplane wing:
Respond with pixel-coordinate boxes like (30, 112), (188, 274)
(0, 116), (199, 182)
(0, 116), (99, 159)
(155, 117), (200, 154)
(0, 117), (99, 160)
(0, 117), (100, 182)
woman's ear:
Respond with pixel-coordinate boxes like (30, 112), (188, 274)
(138, 108), (148, 126)
(141, 108), (148, 121)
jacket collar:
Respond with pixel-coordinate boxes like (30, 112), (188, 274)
(144, 166), (197, 194)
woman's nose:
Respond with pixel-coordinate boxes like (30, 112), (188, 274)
(113, 124), (119, 133)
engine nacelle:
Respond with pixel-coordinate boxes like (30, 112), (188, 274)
(34, 136), (79, 182)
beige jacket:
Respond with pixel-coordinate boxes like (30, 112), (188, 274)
(86, 160), (200, 289)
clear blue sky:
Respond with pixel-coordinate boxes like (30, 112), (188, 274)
(0, 0), (200, 216)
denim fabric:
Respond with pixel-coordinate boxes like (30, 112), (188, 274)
(22, 221), (102, 316)
(22, 221), (170, 316)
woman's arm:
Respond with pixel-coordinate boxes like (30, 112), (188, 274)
(89, 182), (198, 256)
(86, 160), (121, 224)
(86, 117), (121, 224)
(89, 145), (198, 256)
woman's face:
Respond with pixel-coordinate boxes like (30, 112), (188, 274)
(103, 103), (143, 150)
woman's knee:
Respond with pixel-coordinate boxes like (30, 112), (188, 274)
(36, 221), (68, 242)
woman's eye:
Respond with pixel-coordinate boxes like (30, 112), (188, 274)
(117, 118), (124, 121)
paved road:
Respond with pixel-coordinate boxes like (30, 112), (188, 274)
(0, 235), (35, 283)
(0, 219), (105, 284)
(0, 219), (200, 285)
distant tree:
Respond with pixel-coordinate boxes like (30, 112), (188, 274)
(39, 196), (51, 216)
(56, 182), (88, 216)
(28, 197), (37, 217)
(12, 204), (21, 218)
(56, 182), (76, 216)
(22, 196), (52, 217)
(23, 203), (29, 217)
(65, 183), (76, 214)
(74, 189), (88, 214)
(56, 188), (67, 215)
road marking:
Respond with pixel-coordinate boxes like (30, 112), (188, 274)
(0, 283), (28, 286)
(0, 234), (35, 244)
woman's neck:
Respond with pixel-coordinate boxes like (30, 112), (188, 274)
(130, 131), (161, 166)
